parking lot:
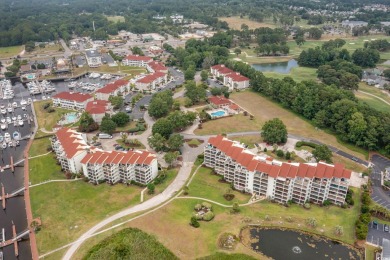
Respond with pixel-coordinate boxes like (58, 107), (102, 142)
(367, 221), (390, 246)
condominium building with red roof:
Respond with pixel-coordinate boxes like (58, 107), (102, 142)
(210, 64), (250, 91)
(95, 79), (129, 101)
(204, 135), (352, 206)
(52, 91), (94, 110)
(85, 100), (112, 123)
(122, 54), (153, 67)
(135, 71), (167, 90)
(51, 128), (158, 185)
(146, 61), (168, 74)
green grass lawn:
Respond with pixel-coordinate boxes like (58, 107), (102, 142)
(116, 139), (146, 149)
(29, 155), (65, 184)
(0, 45), (23, 58)
(105, 15), (125, 23)
(262, 66), (318, 82)
(31, 181), (142, 254)
(230, 135), (263, 149)
(29, 137), (51, 157)
(33, 100), (74, 132)
(186, 166), (251, 205)
(143, 168), (179, 201)
(358, 83), (390, 104)
(115, 121), (137, 132)
(355, 91), (390, 113)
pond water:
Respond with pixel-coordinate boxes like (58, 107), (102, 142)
(249, 228), (361, 260)
(252, 59), (299, 74)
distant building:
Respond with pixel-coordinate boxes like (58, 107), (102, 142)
(52, 92), (93, 110)
(205, 135), (351, 206)
(210, 64), (234, 78)
(211, 65), (250, 91)
(85, 100), (111, 123)
(170, 14), (184, 23)
(341, 20), (368, 29)
(208, 96), (231, 108)
(85, 49), (102, 68)
(95, 79), (129, 101)
(122, 55), (153, 67)
(148, 46), (164, 56)
(146, 61), (168, 74)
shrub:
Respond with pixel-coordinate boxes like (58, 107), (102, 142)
(194, 204), (202, 211)
(203, 211), (215, 221)
(295, 141), (318, 149)
(183, 186), (189, 195)
(147, 183), (155, 194)
(303, 203), (311, 209)
(202, 202), (212, 210)
(190, 216), (200, 228)
(231, 202), (240, 214)
(276, 150), (284, 158)
(47, 108), (55, 113)
(42, 103), (50, 109)
(263, 147), (267, 152)
(306, 217), (317, 228)
(323, 200), (331, 206)
(285, 151), (291, 160)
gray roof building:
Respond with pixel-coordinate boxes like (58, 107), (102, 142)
(85, 49), (101, 58)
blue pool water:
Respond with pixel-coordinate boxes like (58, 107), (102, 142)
(27, 74), (35, 79)
(65, 114), (77, 123)
(211, 111), (226, 117)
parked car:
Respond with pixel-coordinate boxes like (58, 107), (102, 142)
(352, 157), (358, 162)
(385, 224), (389, 232)
(98, 133), (112, 139)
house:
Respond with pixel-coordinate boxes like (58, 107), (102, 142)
(208, 96), (231, 108)
(135, 71), (167, 90)
(146, 61), (168, 74)
(122, 55), (153, 67)
(55, 58), (71, 74)
(95, 79), (129, 101)
(204, 135), (351, 206)
(224, 72), (250, 90)
(85, 49), (102, 68)
(51, 128), (158, 184)
(85, 100), (111, 123)
(170, 14), (184, 23)
(51, 128), (90, 174)
(81, 150), (158, 185)
(52, 92), (93, 110)
(149, 46), (164, 56)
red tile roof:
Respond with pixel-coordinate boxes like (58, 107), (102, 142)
(147, 61), (167, 72)
(137, 71), (166, 84)
(56, 128), (89, 159)
(207, 135), (352, 180)
(53, 92), (93, 103)
(81, 150), (156, 166)
(124, 55), (153, 62)
(96, 79), (129, 94)
(225, 72), (249, 82)
(208, 96), (231, 106)
(211, 64), (234, 75)
(85, 100), (109, 114)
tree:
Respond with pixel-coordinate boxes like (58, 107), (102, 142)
(78, 112), (98, 132)
(148, 133), (166, 152)
(200, 70), (208, 82)
(25, 41), (35, 52)
(100, 118), (117, 135)
(190, 216), (200, 228)
(352, 48), (380, 68)
(306, 217), (317, 228)
(147, 183), (155, 194)
(111, 112), (130, 127)
(312, 145), (333, 163)
(295, 36), (305, 47)
(184, 66), (196, 81)
(234, 48), (242, 56)
(167, 133), (184, 151)
(131, 46), (144, 56)
(383, 69), (390, 80)
(307, 28), (323, 40)
(231, 202), (240, 214)
(109, 96), (124, 109)
(185, 80), (206, 104)
(152, 118), (173, 139)
(148, 90), (173, 118)
(164, 151), (179, 167)
(261, 118), (288, 144)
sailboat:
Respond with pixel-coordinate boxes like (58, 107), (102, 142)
(0, 134), (3, 142)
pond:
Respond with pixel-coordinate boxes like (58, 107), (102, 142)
(252, 59), (299, 74)
(246, 228), (361, 260)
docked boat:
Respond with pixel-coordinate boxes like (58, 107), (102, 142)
(13, 131), (21, 140)
(18, 119), (24, 126)
(1, 142), (6, 149)
(4, 132), (10, 142)
(68, 81), (77, 89)
(0, 134), (3, 142)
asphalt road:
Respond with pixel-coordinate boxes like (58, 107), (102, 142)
(367, 221), (390, 246)
(370, 154), (390, 210)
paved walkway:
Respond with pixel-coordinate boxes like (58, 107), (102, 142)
(29, 179), (82, 188)
(174, 196), (263, 208)
(28, 151), (52, 160)
(358, 90), (390, 106)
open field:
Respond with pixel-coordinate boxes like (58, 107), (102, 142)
(33, 100), (73, 132)
(143, 168), (179, 201)
(224, 91), (367, 160)
(105, 15), (125, 23)
(29, 154), (65, 184)
(186, 166), (251, 205)
(230, 135), (263, 149)
(219, 16), (276, 30)
(355, 91), (390, 113)
(115, 121), (137, 132)
(0, 45), (23, 58)
(194, 114), (258, 135)
(29, 137), (51, 157)
(262, 66), (318, 82)
(31, 180), (142, 254)
(74, 64), (146, 77)
(358, 83), (390, 104)
(29, 44), (63, 55)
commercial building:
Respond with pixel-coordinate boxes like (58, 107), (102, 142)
(52, 128), (158, 185)
(52, 92), (93, 110)
(95, 79), (129, 101)
(85, 49), (102, 68)
(122, 55), (153, 67)
(85, 100), (111, 123)
(204, 135), (351, 206)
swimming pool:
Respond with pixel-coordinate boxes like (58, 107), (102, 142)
(210, 110), (226, 117)
(64, 113), (78, 123)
